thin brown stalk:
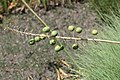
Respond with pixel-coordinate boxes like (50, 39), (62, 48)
(2, 25), (120, 44)
(21, 0), (48, 27)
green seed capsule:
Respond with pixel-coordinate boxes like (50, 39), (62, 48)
(68, 25), (75, 31)
(92, 29), (98, 35)
(76, 27), (82, 33)
(34, 36), (41, 42)
(60, 45), (64, 50)
(42, 26), (50, 33)
(49, 39), (56, 45)
(40, 36), (46, 40)
(28, 39), (35, 45)
(51, 30), (58, 37)
(55, 45), (62, 52)
(72, 43), (79, 49)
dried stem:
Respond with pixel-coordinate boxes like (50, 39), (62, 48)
(2, 25), (120, 44)
(87, 38), (120, 44)
(21, 0), (48, 27)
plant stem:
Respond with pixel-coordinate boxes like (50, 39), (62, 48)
(21, 0), (48, 27)
(2, 25), (120, 44)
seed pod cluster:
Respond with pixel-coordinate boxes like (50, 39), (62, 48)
(68, 25), (82, 33)
(28, 36), (46, 45)
(28, 24), (98, 52)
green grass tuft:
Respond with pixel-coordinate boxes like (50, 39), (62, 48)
(68, 0), (120, 80)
